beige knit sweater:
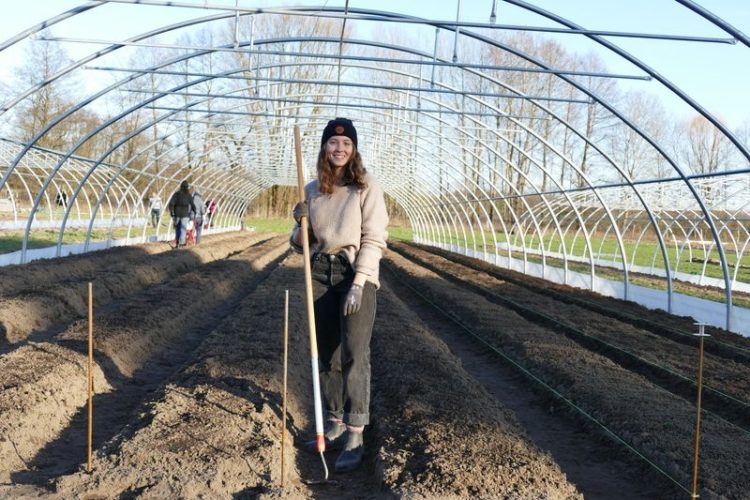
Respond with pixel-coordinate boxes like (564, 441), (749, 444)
(291, 173), (389, 287)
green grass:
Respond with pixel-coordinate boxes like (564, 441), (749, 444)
(0, 218), (413, 255)
(0, 227), (162, 254)
(421, 229), (750, 307)
(387, 225), (413, 241)
(423, 229), (750, 284)
(244, 217), (295, 233)
(243, 217), (414, 242)
(3, 218), (743, 307)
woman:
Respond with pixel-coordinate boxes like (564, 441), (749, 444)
(290, 117), (389, 473)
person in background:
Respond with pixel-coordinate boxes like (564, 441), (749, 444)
(290, 117), (389, 473)
(191, 187), (205, 244)
(167, 180), (195, 248)
(55, 190), (68, 209)
(205, 198), (218, 227)
(147, 191), (162, 228)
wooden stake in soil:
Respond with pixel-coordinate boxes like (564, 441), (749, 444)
(294, 125), (328, 479)
(87, 282), (94, 473)
(691, 322), (710, 499)
(281, 289), (289, 488)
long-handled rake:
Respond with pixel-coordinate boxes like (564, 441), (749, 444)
(294, 125), (329, 481)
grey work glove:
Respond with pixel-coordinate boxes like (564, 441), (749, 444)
(293, 201), (308, 224)
(343, 283), (364, 316)
(172, 216), (178, 228)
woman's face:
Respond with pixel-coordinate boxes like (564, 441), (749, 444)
(325, 136), (354, 169)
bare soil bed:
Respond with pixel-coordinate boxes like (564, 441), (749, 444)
(0, 233), (747, 498)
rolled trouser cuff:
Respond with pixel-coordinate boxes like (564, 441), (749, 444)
(328, 410), (344, 421)
(344, 412), (369, 427)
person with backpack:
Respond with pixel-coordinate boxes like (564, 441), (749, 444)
(167, 180), (196, 248)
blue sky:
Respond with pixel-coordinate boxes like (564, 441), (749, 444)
(1, 1), (748, 127)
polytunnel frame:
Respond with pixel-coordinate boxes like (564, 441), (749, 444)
(0, 12), (716, 290)
(38, 46), (519, 275)
(503, 0), (749, 327)
(0, 2), (746, 330)
(92, 35), (632, 295)
(0, 8), (716, 306)
(0, 139), (139, 229)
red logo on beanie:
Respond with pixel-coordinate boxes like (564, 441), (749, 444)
(335, 125), (345, 134)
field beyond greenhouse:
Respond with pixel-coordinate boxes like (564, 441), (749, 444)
(1, 231), (749, 498)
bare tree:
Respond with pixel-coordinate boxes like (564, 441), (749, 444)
(11, 31), (77, 150)
(680, 115), (733, 175)
(733, 119), (750, 169)
(606, 89), (667, 181)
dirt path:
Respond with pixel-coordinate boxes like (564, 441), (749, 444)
(1, 234), (747, 498)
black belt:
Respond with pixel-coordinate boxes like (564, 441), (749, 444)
(312, 252), (346, 264)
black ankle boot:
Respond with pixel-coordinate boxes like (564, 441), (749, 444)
(334, 431), (364, 472)
(303, 422), (346, 453)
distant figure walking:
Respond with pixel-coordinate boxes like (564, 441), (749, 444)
(147, 192), (162, 228)
(205, 198), (218, 227)
(191, 187), (205, 244)
(55, 191), (68, 209)
(168, 180), (195, 248)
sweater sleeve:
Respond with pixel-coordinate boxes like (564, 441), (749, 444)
(289, 181), (318, 254)
(355, 175), (389, 277)
(289, 224), (304, 253)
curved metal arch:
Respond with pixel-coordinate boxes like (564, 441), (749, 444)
(0, 2), (745, 330)
(127, 54), (601, 284)
(3, 13), (656, 298)
(505, 0), (741, 327)
(2, 9), (656, 205)
(113, 78), (507, 259)
(125, 143), (263, 242)
(86, 120), (263, 251)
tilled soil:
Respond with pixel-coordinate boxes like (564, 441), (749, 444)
(0, 234), (747, 498)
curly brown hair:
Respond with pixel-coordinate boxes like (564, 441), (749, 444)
(316, 146), (368, 194)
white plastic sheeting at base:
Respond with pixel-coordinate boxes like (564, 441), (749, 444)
(0, 218), (147, 230)
(420, 239), (750, 338)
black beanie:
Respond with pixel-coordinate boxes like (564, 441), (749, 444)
(321, 117), (357, 147)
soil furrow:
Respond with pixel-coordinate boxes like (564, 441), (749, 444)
(0, 236), (288, 483)
(0, 232), (272, 345)
(49, 253), (582, 499)
(390, 241), (750, 430)
(379, 265), (669, 499)
(1, 234), (747, 498)
(403, 241), (750, 362)
(370, 280), (581, 498)
(54, 255), (332, 498)
(383, 249), (750, 499)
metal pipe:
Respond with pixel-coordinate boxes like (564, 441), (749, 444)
(92, 1), (736, 43)
(123, 83), (590, 103)
(68, 39), (652, 80)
